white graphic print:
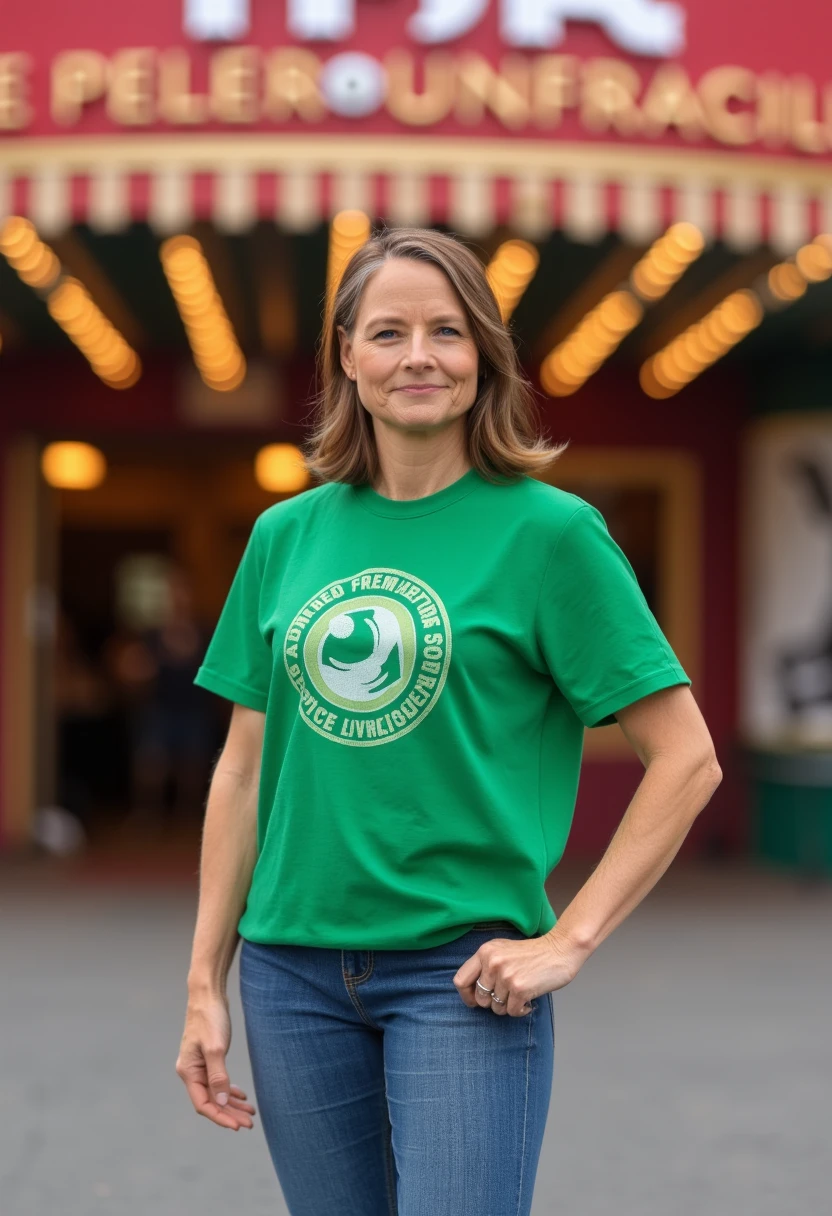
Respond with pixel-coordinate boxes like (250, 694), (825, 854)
(283, 566), (452, 747)
(318, 606), (404, 702)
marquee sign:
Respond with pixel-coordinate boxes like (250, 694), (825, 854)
(0, 0), (829, 247)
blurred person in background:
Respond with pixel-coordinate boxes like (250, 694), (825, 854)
(109, 566), (216, 832)
(175, 227), (722, 1215)
(54, 609), (113, 835)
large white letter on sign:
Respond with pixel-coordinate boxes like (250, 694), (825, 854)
(185, 0), (250, 40)
(502, 0), (686, 56)
(287, 0), (355, 41)
(408, 0), (489, 44)
(183, 0), (686, 56)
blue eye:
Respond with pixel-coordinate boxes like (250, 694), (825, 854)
(439, 326), (460, 336)
(374, 329), (396, 339)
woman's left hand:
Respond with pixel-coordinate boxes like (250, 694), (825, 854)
(453, 932), (586, 1017)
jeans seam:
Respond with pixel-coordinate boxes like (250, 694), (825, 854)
(344, 951), (375, 984)
(382, 1063), (399, 1216)
(515, 996), (535, 1215)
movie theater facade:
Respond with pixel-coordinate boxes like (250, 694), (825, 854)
(1, 0), (831, 868)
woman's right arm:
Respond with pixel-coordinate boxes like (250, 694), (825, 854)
(175, 702), (265, 1131)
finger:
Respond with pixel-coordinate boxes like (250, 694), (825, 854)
(199, 1099), (251, 1130)
(490, 990), (509, 1016)
(474, 970), (496, 1008)
(227, 1095), (256, 1115)
(227, 1084), (255, 1112)
(183, 1076), (241, 1129)
(452, 953), (483, 991)
(203, 1047), (231, 1109)
(197, 1095), (253, 1130)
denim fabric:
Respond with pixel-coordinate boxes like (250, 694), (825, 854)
(239, 925), (554, 1216)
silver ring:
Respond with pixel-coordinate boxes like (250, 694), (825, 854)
(476, 978), (506, 1005)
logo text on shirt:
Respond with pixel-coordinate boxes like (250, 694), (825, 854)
(284, 567), (452, 746)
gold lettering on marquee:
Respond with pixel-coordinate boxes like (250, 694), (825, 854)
(25, 47), (832, 156)
(531, 55), (578, 128)
(211, 47), (261, 123)
(263, 48), (325, 121)
(755, 72), (790, 147)
(641, 64), (706, 140)
(789, 75), (826, 154)
(0, 53), (32, 130)
(455, 53), (530, 129)
(107, 48), (155, 125)
(581, 58), (642, 137)
(158, 49), (209, 124)
(698, 66), (756, 145)
(51, 51), (108, 125)
(385, 50), (454, 126)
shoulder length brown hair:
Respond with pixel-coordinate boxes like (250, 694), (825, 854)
(303, 226), (568, 485)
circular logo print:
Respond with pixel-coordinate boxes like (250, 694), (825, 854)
(284, 567), (452, 746)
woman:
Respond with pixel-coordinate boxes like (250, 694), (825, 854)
(176, 227), (722, 1215)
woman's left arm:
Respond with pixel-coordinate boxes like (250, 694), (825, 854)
(544, 682), (722, 971)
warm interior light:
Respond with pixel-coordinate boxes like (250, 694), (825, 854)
(160, 234), (246, 392)
(327, 211), (371, 297)
(486, 239), (540, 321)
(255, 444), (310, 494)
(41, 441), (107, 490)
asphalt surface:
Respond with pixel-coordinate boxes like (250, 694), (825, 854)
(1, 856), (830, 1216)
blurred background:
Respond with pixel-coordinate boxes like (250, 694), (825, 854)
(1, 1), (831, 1213)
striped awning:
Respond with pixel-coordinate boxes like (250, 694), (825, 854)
(1, 134), (830, 253)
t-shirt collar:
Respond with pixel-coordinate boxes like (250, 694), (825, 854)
(350, 466), (483, 519)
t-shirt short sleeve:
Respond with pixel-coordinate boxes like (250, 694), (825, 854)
(194, 517), (271, 712)
(536, 504), (691, 728)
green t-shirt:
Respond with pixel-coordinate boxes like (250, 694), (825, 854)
(194, 466), (690, 950)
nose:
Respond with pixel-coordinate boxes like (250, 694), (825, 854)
(403, 329), (436, 370)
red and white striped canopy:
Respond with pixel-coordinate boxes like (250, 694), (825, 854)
(2, 135), (830, 252)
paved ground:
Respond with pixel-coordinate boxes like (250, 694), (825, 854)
(1, 855), (830, 1216)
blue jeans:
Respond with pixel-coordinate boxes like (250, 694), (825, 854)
(239, 921), (554, 1215)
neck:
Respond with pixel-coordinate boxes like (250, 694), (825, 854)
(371, 420), (471, 501)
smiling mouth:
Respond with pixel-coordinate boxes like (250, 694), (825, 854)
(396, 385), (445, 392)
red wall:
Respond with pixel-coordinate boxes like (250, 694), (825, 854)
(550, 363), (747, 859)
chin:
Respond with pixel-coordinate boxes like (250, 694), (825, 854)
(392, 409), (457, 431)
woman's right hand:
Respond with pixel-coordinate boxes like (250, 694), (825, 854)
(175, 993), (256, 1131)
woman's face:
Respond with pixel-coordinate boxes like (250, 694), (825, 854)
(338, 258), (480, 438)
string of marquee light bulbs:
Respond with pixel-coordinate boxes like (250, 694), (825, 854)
(540, 222), (706, 397)
(640, 233), (832, 398)
(0, 216), (141, 389)
(159, 234), (246, 392)
(486, 239), (540, 321)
